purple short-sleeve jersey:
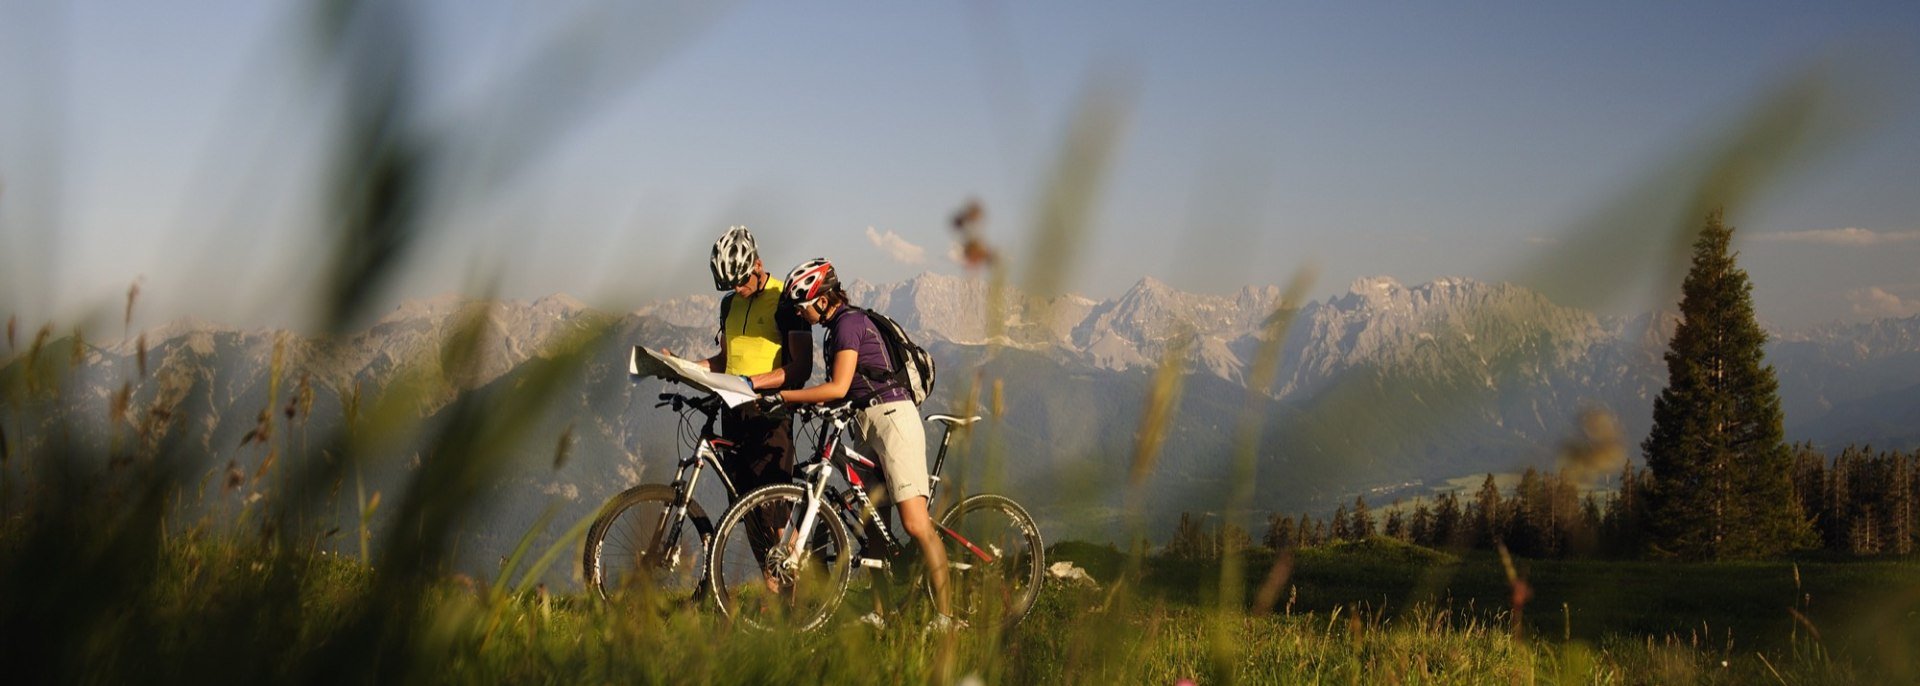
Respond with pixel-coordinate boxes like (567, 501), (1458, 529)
(824, 308), (911, 405)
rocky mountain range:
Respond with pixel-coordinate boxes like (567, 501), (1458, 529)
(8, 272), (1918, 579)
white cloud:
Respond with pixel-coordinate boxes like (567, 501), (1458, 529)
(1753, 227), (1920, 246)
(1846, 287), (1920, 319)
(865, 226), (926, 264)
(540, 482), (579, 501)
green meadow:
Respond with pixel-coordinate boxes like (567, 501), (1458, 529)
(7, 509), (1914, 685)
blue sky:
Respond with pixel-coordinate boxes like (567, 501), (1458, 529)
(3, 1), (1918, 333)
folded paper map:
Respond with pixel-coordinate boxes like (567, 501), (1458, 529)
(628, 346), (758, 407)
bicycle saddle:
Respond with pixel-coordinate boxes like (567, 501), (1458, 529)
(926, 414), (983, 427)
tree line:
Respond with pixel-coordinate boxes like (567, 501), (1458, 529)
(1157, 442), (1918, 560)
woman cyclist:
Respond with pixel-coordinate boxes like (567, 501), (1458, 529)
(761, 258), (960, 631)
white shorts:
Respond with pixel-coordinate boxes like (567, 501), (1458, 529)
(849, 400), (928, 504)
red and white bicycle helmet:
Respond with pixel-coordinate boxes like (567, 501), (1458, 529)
(783, 258), (840, 304)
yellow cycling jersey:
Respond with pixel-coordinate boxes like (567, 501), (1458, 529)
(721, 277), (798, 376)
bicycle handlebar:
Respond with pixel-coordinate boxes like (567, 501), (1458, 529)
(654, 391), (725, 416)
(653, 375), (974, 437)
(777, 400), (857, 423)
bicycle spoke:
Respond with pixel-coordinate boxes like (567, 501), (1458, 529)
(585, 485), (708, 602)
(710, 485), (851, 632)
(937, 495), (1043, 628)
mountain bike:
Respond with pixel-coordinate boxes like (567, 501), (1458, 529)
(705, 401), (1045, 632)
(581, 387), (744, 602)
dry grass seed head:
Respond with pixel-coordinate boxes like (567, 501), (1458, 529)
(124, 280), (140, 335)
(256, 447), (278, 485)
(553, 423), (573, 471)
(69, 326), (85, 365)
(111, 382), (133, 426)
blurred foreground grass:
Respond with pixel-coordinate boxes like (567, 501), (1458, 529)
(4, 512), (1910, 684)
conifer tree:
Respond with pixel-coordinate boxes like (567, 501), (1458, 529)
(1641, 210), (1812, 559)
(1471, 474), (1504, 548)
(1574, 493), (1603, 555)
(1510, 468), (1545, 556)
(1549, 472), (1583, 556)
(1265, 514), (1296, 551)
(1167, 512), (1209, 559)
(1296, 513), (1318, 548)
(1790, 443), (1828, 542)
(1826, 446), (1860, 549)
(1905, 450), (1920, 554)
(1409, 500), (1434, 546)
(1217, 521), (1253, 557)
(1433, 492), (1463, 547)
(1350, 496), (1376, 538)
(1602, 463), (1648, 556)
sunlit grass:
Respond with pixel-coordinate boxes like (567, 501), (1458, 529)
(5, 523), (1900, 684)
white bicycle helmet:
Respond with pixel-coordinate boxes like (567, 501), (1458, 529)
(783, 258), (840, 304)
(709, 225), (760, 290)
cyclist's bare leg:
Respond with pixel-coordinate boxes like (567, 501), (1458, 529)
(897, 495), (950, 617)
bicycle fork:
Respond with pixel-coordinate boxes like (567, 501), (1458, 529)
(656, 443), (724, 568)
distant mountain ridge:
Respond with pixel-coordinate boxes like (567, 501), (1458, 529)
(617, 271), (1919, 457)
(12, 272), (1919, 581)
(28, 272), (1920, 483)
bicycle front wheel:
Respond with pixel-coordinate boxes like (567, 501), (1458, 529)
(583, 483), (712, 602)
(936, 493), (1045, 629)
(708, 484), (854, 632)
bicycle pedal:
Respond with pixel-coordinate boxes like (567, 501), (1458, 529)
(860, 557), (887, 569)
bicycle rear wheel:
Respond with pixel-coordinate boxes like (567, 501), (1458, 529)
(935, 493), (1045, 628)
(708, 484), (853, 632)
(583, 483), (712, 602)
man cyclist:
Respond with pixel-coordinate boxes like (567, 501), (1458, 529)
(671, 226), (812, 509)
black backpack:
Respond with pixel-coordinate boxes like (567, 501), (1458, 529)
(847, 306), (935, 406)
